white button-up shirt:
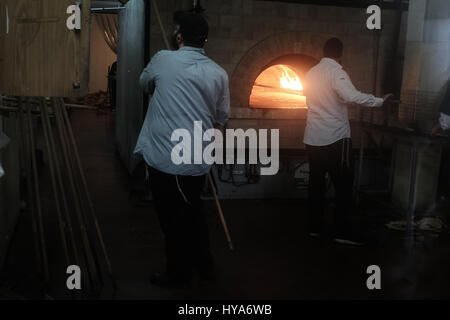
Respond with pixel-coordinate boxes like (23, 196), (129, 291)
(134, 47), (230, 176)
(303, 58), (383, 146)
(440, 112), (450, 131)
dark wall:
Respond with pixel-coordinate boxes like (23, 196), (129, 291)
(0, 112), (21, 268)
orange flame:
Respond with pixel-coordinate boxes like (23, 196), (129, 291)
(279, 66), (303, 91)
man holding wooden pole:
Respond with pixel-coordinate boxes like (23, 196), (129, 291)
(134, 7), (230, 288)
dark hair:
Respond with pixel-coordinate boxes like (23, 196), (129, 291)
(323, 38), (343, 59)
(173, 5), (209, 48)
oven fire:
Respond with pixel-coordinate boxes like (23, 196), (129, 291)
(279, 65), (303, 91)
(249, 64), (307, 109)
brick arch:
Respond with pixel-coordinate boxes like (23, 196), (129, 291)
(230, 31), (335, 109)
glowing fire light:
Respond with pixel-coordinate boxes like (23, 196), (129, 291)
(279, 66), (303, 92)
(249, 64), (307, 109)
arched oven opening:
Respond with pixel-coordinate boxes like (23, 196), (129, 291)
(249, 54), (319, 109)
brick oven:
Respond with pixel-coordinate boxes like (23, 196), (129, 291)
(149, 0), (406, 198)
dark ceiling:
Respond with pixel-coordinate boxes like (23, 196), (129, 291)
(258, 0), (408, 10)
(92, 1), (409, 11)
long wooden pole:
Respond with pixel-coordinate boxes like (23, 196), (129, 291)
(40, 98), (81, 268)
(25, 98), (50, 283)
(51, 98), (100, 291)
(208, 174), (234, 250)
(58, 98), (116, 289)
(0, 104), (97, 113)
(38, 99), (71, 266)
(18, 98), (43, 275)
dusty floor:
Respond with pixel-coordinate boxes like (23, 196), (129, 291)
(1, 109), (450, 300)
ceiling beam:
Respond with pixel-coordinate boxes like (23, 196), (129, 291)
(257, 0), (408, 10)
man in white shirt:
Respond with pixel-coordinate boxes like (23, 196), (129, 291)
(303, 38), (392, 245)
(135, 8), (230, 288)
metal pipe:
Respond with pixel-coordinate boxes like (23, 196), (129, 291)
(1, 104), (97, 113)
(1, 96), (39, 104)
(91, 0), (122, 6)
(65, 104), (98, 110)
(388, 142), (397, 195)
(386, 0), (404, 97)
(0, 105), (45, 114)
(370, 30), (381, 124)
(355, 131), (365, 204)
(406, 142), (418, 250)
(91, 7), (125, 12)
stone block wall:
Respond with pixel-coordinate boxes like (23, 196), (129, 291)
(149, 0), (405, 148)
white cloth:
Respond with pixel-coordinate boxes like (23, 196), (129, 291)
(303, 58), (384, 146)
(439, 112), (450, 131)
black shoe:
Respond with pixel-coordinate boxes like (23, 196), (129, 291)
(333, 234), (366, 246)
(333, 232), (366, 246)
(149, 272), (191, 289)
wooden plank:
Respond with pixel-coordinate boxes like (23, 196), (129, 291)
(0, 0), (91, 97)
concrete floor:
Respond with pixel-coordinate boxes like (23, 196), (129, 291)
(2, 109), (450, 300)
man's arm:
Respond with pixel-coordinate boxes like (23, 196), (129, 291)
(139, 51), (164, 94)
(440, 113), (450, 131)
(332, 69), (384, 107)
(215, 73), (230, 127)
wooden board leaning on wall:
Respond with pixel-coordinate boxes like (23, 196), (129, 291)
(0, 0), (91, 97)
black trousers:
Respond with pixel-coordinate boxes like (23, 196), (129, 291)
(306, 138), (354, 236)
(148, 166), (214, 279)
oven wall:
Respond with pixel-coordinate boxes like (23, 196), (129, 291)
(149, 0), (407, 149)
